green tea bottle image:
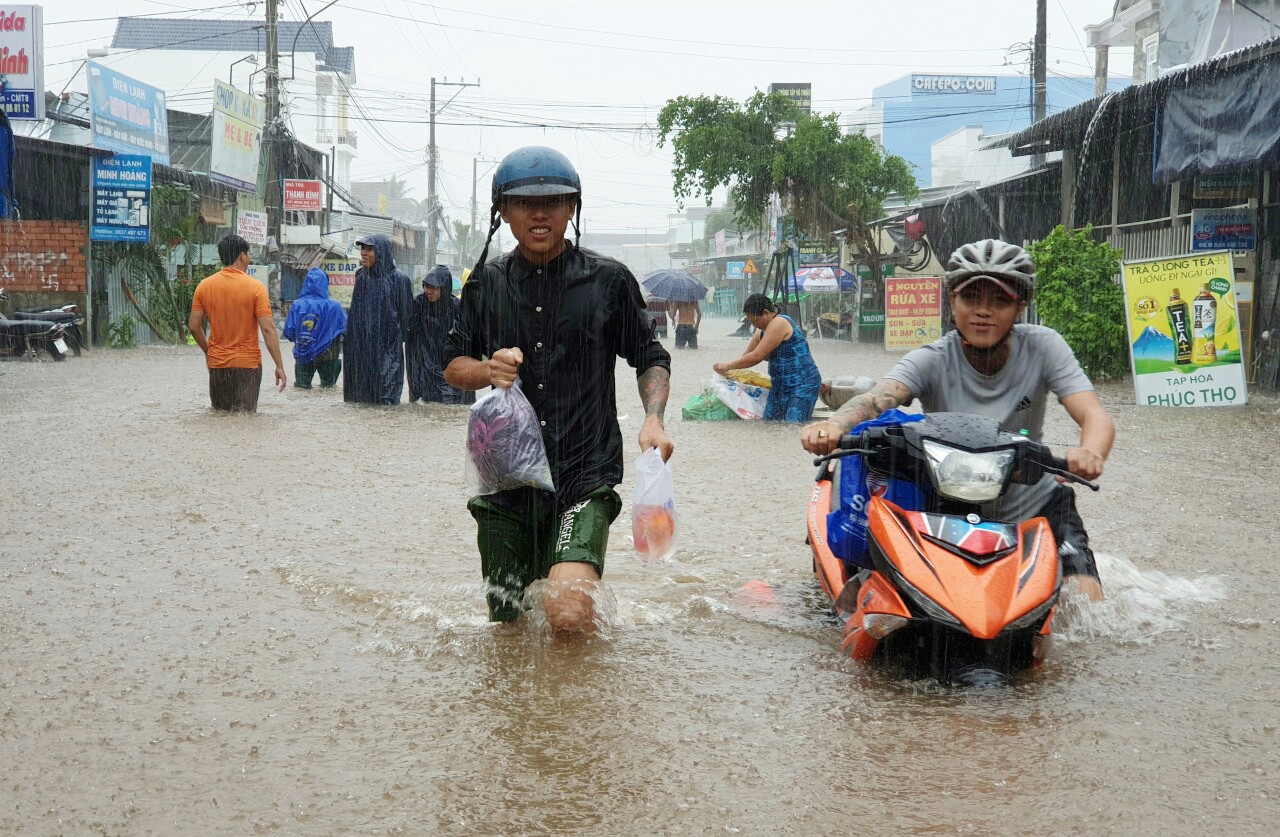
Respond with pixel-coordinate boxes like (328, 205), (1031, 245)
(1192, 283), (1217, 364)
(1167, 288), (1193, 365)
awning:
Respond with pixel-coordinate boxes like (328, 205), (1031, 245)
(1003, 35), (1280, 158)
(1154, 56), (1280, 183)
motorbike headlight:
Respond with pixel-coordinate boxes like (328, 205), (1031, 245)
(922, 440), (1015, 503)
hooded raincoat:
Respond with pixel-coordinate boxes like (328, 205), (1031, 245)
(284, 268), (347, 362)
(343, 234), (414, 404)
(407, 266), (473, 404)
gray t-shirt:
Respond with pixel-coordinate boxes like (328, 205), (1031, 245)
(884, 324), (1093, 522)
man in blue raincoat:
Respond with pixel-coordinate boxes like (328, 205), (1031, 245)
(343, 234), (414, 404)
(283, 266), (347, 388)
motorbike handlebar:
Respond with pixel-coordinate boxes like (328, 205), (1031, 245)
(812, 429), (1100, 492)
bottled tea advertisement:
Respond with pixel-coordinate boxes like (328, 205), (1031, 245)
(1120, 250), (1247, 407)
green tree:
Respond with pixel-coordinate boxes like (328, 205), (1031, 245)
(452, 220), (476, 267)
(657, 91), (918, 289)
(1027, 225), (1127, 380)
(98, 184), (208, 344)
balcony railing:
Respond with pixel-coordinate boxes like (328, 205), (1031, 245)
(337, 130), (358, 149)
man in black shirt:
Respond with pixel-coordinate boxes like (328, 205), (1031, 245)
(445, 146), (674, 632)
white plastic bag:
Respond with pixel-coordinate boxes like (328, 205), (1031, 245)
(631, 447), (678, 563)
(465, 381), (555, 495)
(710, 373), (769, 420)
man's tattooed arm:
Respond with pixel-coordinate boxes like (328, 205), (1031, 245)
(831, 379), (912, 432)
(638, 365), (670, 418)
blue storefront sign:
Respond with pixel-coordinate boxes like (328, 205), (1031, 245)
(91, 154), (151, 243)
(1190, 208), (1256, 252)
(86, 61), (169, 165)
(726, 261), (745, 280)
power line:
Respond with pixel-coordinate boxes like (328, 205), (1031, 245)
(47, 3), (249, 26)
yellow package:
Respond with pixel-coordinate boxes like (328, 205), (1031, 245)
(724, 369), (772, 389)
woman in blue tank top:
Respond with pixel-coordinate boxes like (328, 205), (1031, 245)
(714, 294), (823, 421)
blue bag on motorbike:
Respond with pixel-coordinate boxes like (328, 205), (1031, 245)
(826, 409), (927, 570)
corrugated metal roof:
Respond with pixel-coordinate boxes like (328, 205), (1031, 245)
(110, 17), (355, 72)
(1004, 34), (1280, 157)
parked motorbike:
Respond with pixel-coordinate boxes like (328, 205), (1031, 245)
(807, 412), (1099, 686)
(9, 302), (87, 356)
(0, 289), (71, 361)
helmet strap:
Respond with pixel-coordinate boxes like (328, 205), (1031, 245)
(571, 200), (582, 250)
(470, 206), (503, 276)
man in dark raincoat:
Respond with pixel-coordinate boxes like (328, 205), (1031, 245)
(407, 265), (473, 404)
(343, 234), (414, 404)
(283, 267), (347, 388)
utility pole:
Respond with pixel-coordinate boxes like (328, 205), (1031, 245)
(427, 77), (479, 265)
(470, 155), (499, 266)
(264, 0), (282, 310)
(1032, 0), (1047, 166)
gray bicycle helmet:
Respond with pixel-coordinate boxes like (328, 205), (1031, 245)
(945, 239), (1036, 300)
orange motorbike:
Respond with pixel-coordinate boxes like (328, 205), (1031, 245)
(808, 412), (1098, 685)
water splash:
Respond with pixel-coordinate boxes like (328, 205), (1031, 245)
(1052, 551), (1226, 644)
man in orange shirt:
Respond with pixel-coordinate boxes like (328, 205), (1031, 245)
(188, 235), (287, 412)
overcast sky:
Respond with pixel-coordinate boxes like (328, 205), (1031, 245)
(44, 0), (1127, 234)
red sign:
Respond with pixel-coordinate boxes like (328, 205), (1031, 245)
(283, 179), (322, 211)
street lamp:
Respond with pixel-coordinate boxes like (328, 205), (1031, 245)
(229, 54), (259, 88)
(55, 48), (110, 99)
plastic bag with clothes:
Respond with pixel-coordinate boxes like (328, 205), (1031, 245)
(826, 409), (926, 569)
(631, 447), (678, 562)
(466, 380), (555, 495)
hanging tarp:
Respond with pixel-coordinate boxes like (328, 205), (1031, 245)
(0, 110), (15, 219)
(1154, 59), (1280, 185)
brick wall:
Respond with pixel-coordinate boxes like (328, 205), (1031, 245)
(0, 220), (89, 294)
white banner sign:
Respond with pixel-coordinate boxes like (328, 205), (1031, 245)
(210, 80), (263, 192)
(0, 5), (44, 120)
(237, 209), (267, 245)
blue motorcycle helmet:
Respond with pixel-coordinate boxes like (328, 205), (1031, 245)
(472, 146), (582, 272)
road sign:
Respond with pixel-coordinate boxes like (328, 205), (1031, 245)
(743, 257), (758, 274)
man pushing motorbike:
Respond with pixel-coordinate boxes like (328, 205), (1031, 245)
(802, 239), (1115, 601)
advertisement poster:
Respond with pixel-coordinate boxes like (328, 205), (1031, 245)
(91, 154), (151, 243)
(1190, 208), (1256, 252)
(320, 258), (358, 305)
(883, 276), (942, 350)
(284, 179), (323, 211)
(210, 80), (263, 192)
(86, 61), (169, 164)
(0, 5), (44, 120)
(1121, 251), (1247, 407)
(237, 209), (267, 245)
(726, 261), (744, 280)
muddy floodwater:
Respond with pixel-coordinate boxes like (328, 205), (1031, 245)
(2, 319), (1278, 836)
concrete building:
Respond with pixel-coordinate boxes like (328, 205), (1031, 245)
(847, 72), (1129, 188)
(1087, 0), (1279, 85)
(98, 17), (359, 190)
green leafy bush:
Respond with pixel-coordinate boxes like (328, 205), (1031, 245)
(106, 313), (137, 349)
(1027, 225), (1127, 380)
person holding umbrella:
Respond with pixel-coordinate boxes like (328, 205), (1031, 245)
(668, 297), (702, 349)
(642, 269), (707, 349)
(713, 293), (822, 422)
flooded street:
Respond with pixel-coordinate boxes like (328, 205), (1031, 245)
(2, 320), (1278, 836)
